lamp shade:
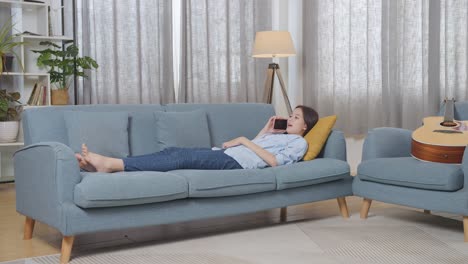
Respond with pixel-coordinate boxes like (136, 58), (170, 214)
(252, 31), (296, 58)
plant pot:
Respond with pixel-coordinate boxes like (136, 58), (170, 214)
(51, 88), (69, 105)
(0, 121), (19, 143)
(1, 54), (14, 72)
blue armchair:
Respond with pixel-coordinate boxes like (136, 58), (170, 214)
(353, 101), (468, 242)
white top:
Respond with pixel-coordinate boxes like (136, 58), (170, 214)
(222, 133), (308, 169)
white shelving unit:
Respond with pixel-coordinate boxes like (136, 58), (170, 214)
(1, 0), (73, 107)
(0, 0), (71, 181)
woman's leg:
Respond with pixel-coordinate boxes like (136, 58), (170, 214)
(76, 146), (242, 172)
(123, 147), (242, 171)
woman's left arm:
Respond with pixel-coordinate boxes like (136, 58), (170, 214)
(222, 137), (278, 167)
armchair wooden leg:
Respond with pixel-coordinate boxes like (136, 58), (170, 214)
(23, 217), (35, 240)
(60, 236), (75, 264)
(336, 197), (349, 219)
(463, 216), (468, 242)
(280, 207), (287, 222)
(360, 198), (372, 219)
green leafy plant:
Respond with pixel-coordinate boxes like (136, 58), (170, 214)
(0, 89), (21, 121)
(32, 40), (98, 90)
(0, 18), (26, 74)
(0, 18), (25, 121)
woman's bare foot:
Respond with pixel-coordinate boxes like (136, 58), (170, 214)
(75, 153), (97, 172)
(81, 144), (124, 173)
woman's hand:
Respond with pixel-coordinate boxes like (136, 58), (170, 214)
(259, 116), (287, 135)
(222, 136), (247, 149)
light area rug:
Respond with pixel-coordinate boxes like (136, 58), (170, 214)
(4, 208), (468, 264)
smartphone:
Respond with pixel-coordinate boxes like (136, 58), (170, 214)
(274, 119), (288, 130)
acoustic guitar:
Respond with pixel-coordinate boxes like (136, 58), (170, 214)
(411, 99), (468, 164)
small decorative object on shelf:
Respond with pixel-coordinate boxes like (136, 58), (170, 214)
(33, 41), (98, 105)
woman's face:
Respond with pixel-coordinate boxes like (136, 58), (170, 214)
(286, 108), (307, 136)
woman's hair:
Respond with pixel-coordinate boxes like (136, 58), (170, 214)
(295, 105), (319, 135)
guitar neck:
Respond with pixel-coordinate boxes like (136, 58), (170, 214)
(443, 99), (455, 122)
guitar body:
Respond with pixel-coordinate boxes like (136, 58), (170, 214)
(411, 116), (468, 164)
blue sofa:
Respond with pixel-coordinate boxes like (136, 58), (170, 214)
(353, 101), (468, 242)
(14, 103), (352, 263)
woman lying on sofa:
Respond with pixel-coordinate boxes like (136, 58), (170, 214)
(75, 105), (318, 173)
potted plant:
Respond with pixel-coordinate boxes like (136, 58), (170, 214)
(0, 18), (25, 73)
(0, 90), (22, 142)
(0, 19), (25, 142)
(32, 41), (98, 105)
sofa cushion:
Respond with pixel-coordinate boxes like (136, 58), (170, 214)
(164, 103), (275, 147)
(128, 111), (162, 156)
(303, 115), (337, 161)
(64, 111), (129, 158)
(74, 171), (188, 208)
(358, 157), (463, 191)
(170, 169), (276, 197)
(274, 158), (350, 190)
(155, 110), (211, 150)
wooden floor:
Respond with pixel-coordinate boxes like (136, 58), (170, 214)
(0, 182), (433, 262)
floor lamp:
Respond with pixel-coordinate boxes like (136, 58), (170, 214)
(252, 31), (296, 115)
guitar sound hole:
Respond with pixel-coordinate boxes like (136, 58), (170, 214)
(440, 121), (458, 127)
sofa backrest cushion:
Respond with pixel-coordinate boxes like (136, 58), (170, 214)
(128, 111), (160, 156)
(22, 103), (276, 155)
(154, 110), (211, 149)
(64, 111), (130, 158)
(165, 103), (275, 147)
(22, 105), (165, 153)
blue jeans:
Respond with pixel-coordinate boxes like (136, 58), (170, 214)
(123, 147), (243, 172)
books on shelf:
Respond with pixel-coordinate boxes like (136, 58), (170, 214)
(27, 83), (47, 106)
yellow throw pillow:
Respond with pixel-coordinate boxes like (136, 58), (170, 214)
(303, 115), (337, 161)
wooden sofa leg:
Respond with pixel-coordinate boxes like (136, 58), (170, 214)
(60, 236), (75, 264)
(336, 197), (349, 219)
(280, 207), (287, 222)
(464, 216), (468, 242)
(360, 198), (372, 219)
(23, 217), (35, 240)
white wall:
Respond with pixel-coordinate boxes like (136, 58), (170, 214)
(346, 135), (365, 175)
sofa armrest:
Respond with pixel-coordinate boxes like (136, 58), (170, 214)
(319, 130), (347, 161)
(461, 147), (468, 187)
(14, 142), (81, 232)
(362, 127), (412, 161)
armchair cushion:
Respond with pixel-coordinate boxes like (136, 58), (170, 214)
(358, 157), (463, 191)
(362, 127), (412, 161)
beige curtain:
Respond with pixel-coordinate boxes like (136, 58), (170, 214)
(303, 0), (468, 134)
(74, 0), (175, 104)
(179, 0), (272, 103)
